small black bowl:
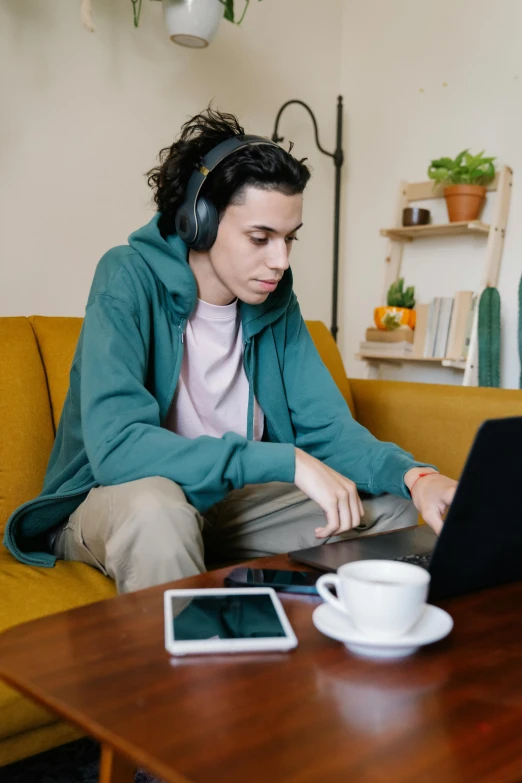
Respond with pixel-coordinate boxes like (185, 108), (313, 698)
(402, 207), (431, 227)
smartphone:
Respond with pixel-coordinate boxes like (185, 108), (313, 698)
(224, 567), (319, 595)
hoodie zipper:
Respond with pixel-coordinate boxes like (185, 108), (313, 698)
(162, 317), (187, 426)
(245, 330), (288, 446)
(244, 338), (256, 441)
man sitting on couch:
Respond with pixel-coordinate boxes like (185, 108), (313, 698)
(4, 107), (457, 593)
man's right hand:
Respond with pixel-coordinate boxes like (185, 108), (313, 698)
(294, 448), (364, 540)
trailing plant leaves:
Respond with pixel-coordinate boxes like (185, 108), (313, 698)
(432, 157), (455, 169)
(131, 0), (143, 27)
(428, 166), (450, 184)
(221, 0), (235, 22)
(428, 149), (496, 186)
(454, 149), (468, 167)
(219, 0), (262, 24)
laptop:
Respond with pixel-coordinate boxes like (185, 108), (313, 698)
(289, 417), (522, 601)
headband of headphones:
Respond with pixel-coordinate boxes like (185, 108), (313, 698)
(175, 134), (278, 249)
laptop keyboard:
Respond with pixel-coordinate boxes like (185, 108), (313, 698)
(395, 553), (432, 570)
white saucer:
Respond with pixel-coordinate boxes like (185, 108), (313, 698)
(312, 603), (453, 659)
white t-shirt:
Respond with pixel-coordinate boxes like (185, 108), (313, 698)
(164, 298), (265, 441)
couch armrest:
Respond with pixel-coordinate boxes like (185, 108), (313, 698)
(350, 378), (522, 480)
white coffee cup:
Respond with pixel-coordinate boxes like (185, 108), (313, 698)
(316, 560), (430, 641)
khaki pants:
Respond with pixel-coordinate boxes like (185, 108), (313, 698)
(53, 477), (418, 593)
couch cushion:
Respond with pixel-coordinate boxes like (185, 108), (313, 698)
(0, 318), (55, 537)
(0, 546), (115, 741)
(350, 378), (522, 480)
(306, 321), (356, 417)
(29, 317), (83, 431)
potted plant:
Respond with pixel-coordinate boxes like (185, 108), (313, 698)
(374, 278), (416, 331)
(428, 149), (496, 223)
(152, 0), (262, 46)
(82, 1), (263, 44)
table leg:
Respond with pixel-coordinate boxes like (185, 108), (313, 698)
(99, 744), (136, 783)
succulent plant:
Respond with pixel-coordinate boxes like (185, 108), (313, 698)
(387, 278), (415, 309)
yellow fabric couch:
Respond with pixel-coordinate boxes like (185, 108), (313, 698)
(2, 315), (522, 766)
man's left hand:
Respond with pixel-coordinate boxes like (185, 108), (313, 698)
(404, 469), (458, 534)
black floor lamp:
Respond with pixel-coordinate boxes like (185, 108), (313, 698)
(270, 96), (344, 342)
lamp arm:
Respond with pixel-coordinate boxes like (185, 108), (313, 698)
(270, 96), (344, 342)
(271, 100), (334, 159)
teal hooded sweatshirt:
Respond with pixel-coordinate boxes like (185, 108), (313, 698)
(4, 214), (432, 567)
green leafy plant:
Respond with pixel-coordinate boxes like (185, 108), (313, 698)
(219, 0), (264, 25)
(428, 149), (496, 186)
(131, 0), (263, 28)
(387, 278), (415, 309)
(131, 0), (143, 27)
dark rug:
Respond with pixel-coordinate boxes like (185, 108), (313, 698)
(2, 738), (161, 783)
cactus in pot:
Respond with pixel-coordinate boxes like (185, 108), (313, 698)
(374, 278), (416, 331)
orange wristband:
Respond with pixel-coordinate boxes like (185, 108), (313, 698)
(409, 471), (438, 496)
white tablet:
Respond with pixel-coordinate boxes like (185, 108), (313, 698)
(164, 587), (298, 656)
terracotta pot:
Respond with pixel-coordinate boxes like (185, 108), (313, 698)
(374, 306), (416, 331)
(444, 184), (486, 223)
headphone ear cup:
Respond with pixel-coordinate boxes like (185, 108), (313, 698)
(174, 203), (193, 245)
(191, 197), (219, 252)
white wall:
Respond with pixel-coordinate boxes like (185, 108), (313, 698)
(340, 0), (522, 388)
(0, 0), (342, 323)
(3, 0), (521, 390)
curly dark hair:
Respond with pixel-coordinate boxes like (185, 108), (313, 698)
(147, 105), (312, 238)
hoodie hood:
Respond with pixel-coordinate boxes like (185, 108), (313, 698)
(128, 213), (197, 320)
(128, 213), (294, 339)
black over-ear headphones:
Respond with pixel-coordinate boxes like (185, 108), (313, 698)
(175, 134), (278, 252)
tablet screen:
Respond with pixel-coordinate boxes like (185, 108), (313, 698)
(171, 593), (286, 641)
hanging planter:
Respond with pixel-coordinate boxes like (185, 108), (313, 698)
(81, 0), (263, 44)
(162, 0), (224, 48)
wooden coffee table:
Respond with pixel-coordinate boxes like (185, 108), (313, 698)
(1, 553), (522, 783)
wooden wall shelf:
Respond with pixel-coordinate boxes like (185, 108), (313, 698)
(380, 221), (490, 243)
(357, 354), (466, 369)
(358, 166), (512, 387)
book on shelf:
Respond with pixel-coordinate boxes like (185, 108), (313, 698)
(411, 303), (429, 358)
(360, 291), (477, 364)
(424, 298), (441, 358)
(462, 293), (478, 360)
(446, 291), (474, 360)
(360, 340), (413, 357)
(365, 327), (414, 344)
(420, 291), (476, 361)
(433, 297), (454, 358)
